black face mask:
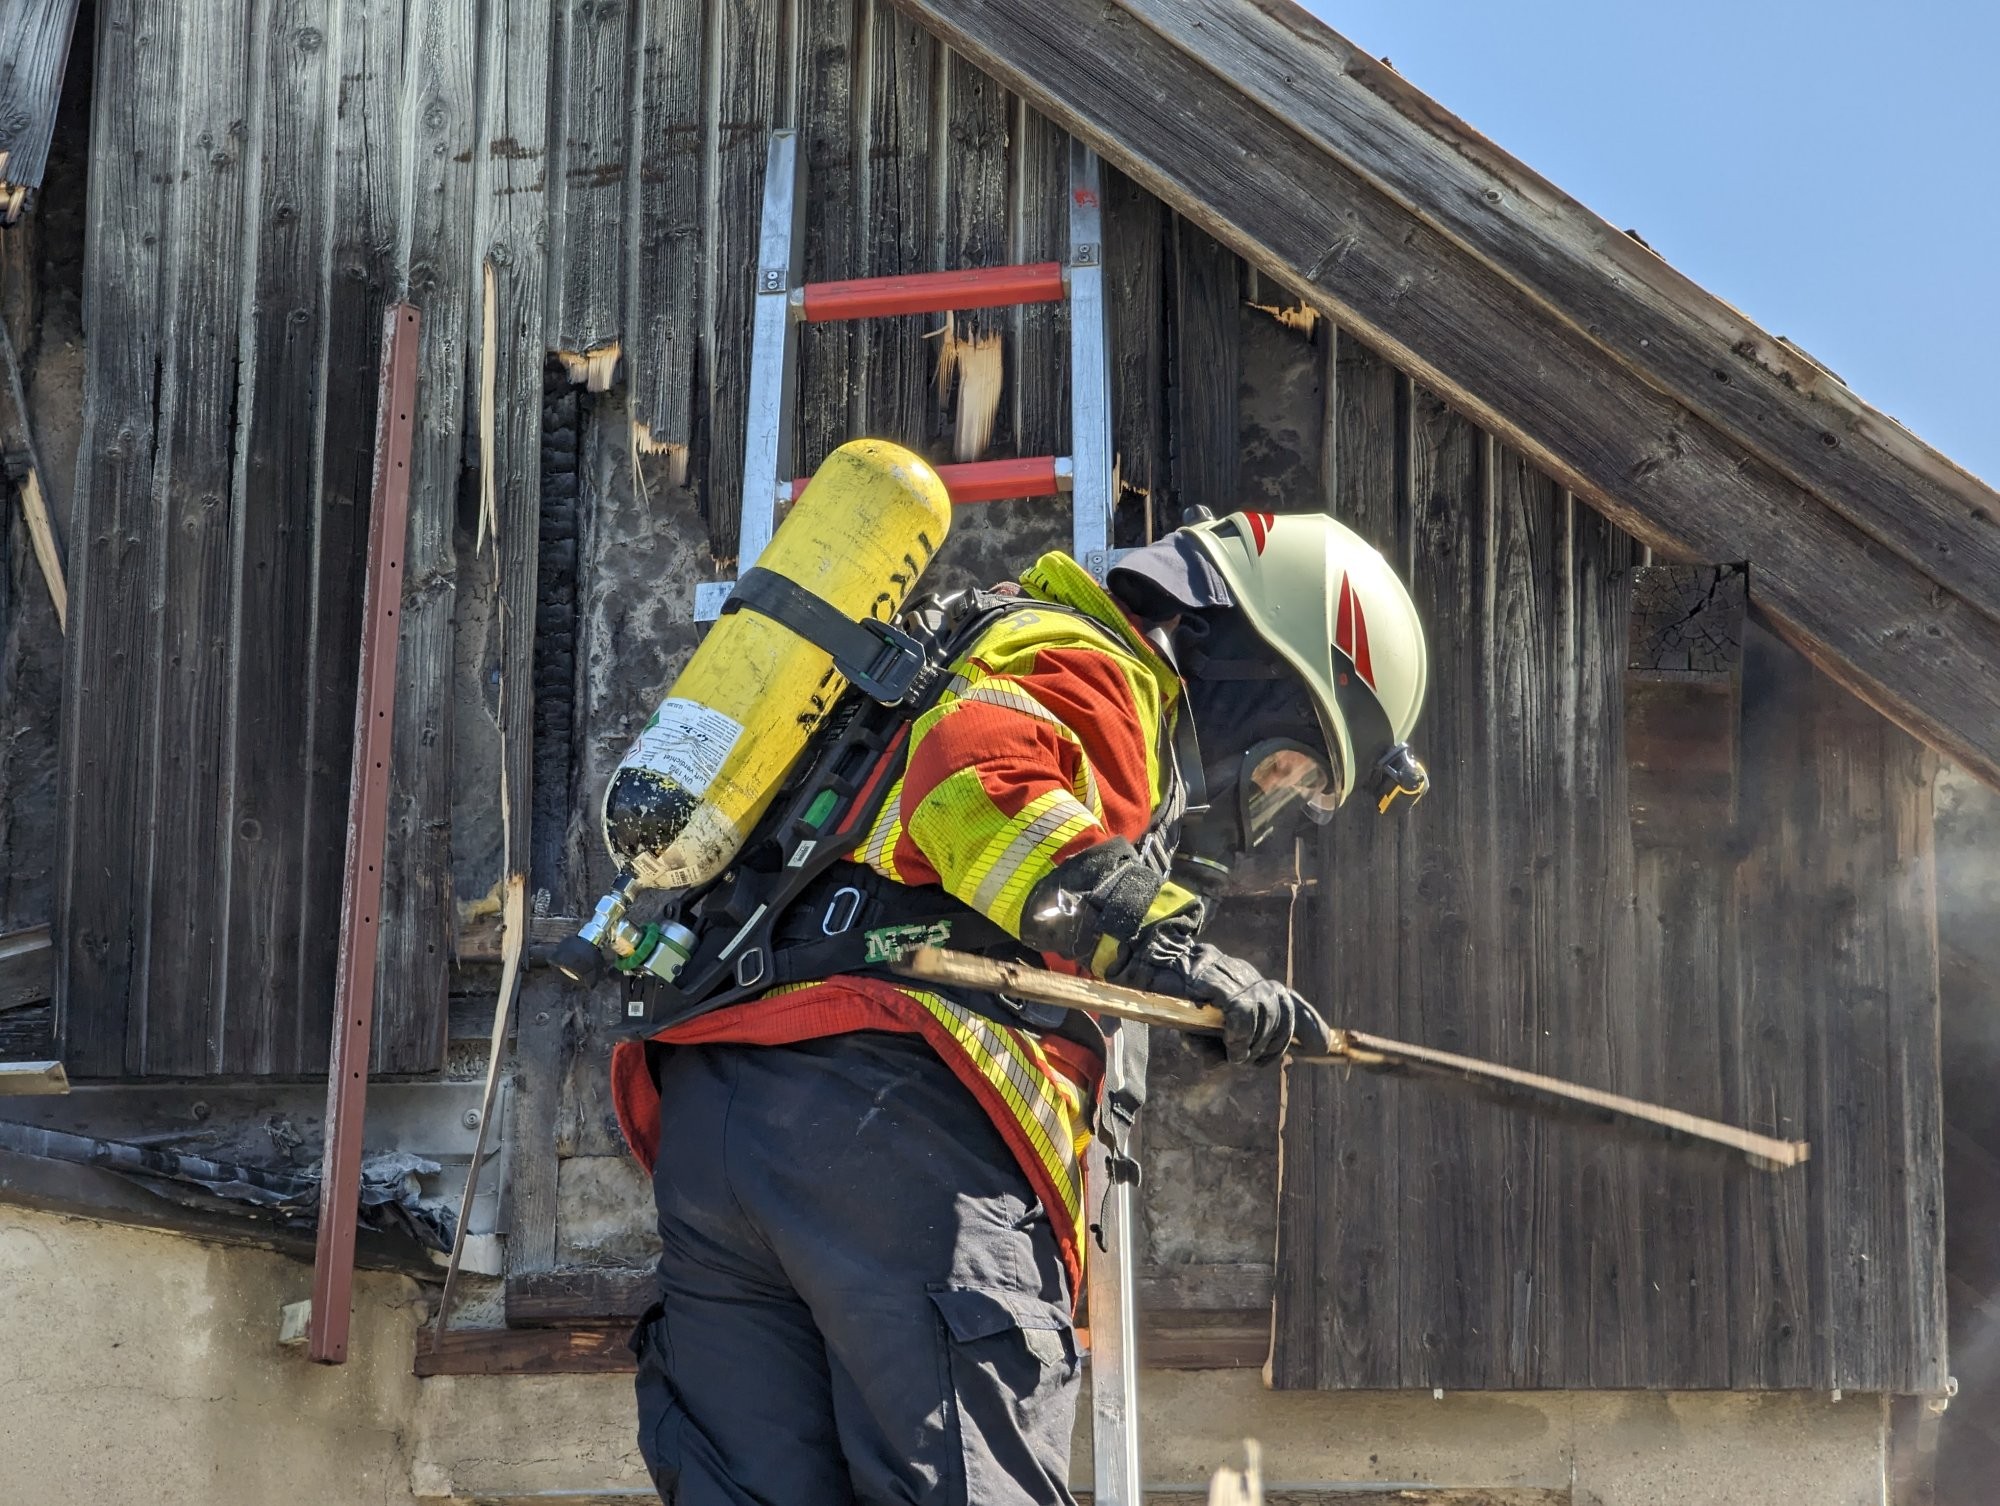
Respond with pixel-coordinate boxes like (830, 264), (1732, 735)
(1170, 615), (1337, 890)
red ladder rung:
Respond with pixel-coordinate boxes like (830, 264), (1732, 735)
(787, 455), (1071, 506)
(798, 262), (1065, 322)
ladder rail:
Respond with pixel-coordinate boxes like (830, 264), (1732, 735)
(1087, 1026), (1146, 1506)
(737, 130), (806, 576)
(1066, 141), (1114, 581)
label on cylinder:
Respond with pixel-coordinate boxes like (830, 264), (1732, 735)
(624, 698), (744, 797)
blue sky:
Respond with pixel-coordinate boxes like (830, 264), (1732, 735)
(1298, 1), (2000, 484)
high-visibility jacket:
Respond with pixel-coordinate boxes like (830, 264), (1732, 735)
(612, 550), (1200, 1295)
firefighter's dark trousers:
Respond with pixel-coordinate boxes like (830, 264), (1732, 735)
(633, 1032), (1081, 1505)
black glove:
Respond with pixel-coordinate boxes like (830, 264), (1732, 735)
(1107, 912), (1332, 1066)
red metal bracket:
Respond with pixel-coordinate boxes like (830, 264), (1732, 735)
(797, 261), (1065, 322)
(309, 302), (421, 1364)
(785, 455), (1071, 506)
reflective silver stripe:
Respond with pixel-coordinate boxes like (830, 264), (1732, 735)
(863, 776), (906, 870)
(971, 793), (1095, 916)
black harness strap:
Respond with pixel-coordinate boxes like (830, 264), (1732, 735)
(723, 567), (934, 705)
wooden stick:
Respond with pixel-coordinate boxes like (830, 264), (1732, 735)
(896, 948), (1810, 1171)
(0, 318), (65, 630)
(432, 872), (526, 1351)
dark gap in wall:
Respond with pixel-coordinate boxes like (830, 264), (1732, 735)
(532, 359), (584, 901)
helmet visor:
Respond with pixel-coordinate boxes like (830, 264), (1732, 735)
(1241, 739), (1340, 847)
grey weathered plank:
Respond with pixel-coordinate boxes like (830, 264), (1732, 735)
(1167, 215), (1237, 515)
(1102, 162), (1161, 540)
(505, 978), (568, 1276)
(1716, 626), (1813, 1387)
(1480, 441), (1557, 1384)
(477, 0), (554, 896)
(294, 0), (403, 1073)
(1542, 492), (1643, 1390)
(793, 0), (859, 468)
(627, 0), (704, 463)
(142, 0), (258, 1076)
(934, 47), (1010, 460)
(1236, 283), (1320, 517)
(0, 0), (82, 218)
(1271, 329), (1404, 1389)
(1012, 103), (1068, 464)
(1393, 385), (1486, 1388)
(222, 0), (337, 1075)
(1884, 739), (1948, 1394)
(375, 0), (480, 1075)
(890, 0), (2000, 794)
(552, 0), (633, 380)
(704, 0), (782, 561)
(855, 2), (934, 453)
(1111, 0), (2000, 635)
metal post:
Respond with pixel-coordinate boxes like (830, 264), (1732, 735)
(308, 302), (421, 1364)
(1087, 1026), (1144, 1505)
(737, 130), (805, 576)
(1067, 141), (1113, 580)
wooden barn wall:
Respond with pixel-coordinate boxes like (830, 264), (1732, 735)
(56, 0), (547, 1077)
(1271, 334), (1947, 1394)
(50, 0), (1945, 1396)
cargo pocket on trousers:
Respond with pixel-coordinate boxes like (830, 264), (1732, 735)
(628, 1302), (685, 1498)
(930, 1285), (1081, 1506)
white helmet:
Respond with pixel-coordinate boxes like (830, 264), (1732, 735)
(1182, 511), (1430, 812)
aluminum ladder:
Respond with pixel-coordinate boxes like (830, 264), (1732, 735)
(701, 129), (1146, 1506)
(693, 128), (1116, 620)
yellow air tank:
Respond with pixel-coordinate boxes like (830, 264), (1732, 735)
(601, 439), (952, 892)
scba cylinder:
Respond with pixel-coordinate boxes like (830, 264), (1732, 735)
(601, 439), (952, 892)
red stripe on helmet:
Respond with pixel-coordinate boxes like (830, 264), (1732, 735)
(1244, 510), (1275, 553)
(1335, 572), (1377, 690)
(1352, 591), (1375, 689)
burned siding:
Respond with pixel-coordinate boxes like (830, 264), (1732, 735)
(1272, 335), (1946, 1394)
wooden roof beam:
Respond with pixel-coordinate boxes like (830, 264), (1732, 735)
(892, 0), (2000, 789)
(1122, 0), (2000, 627)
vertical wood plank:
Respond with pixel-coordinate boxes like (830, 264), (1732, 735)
(143, 0), (258, 1076)
(1102, 162), (1160, 545)
(222, 0), (338, 1075)
(553, 0), (633, 380)
(704, 0), (781, 562)
(59, 0), (185, 1076)
(792, 0), (856, 472)
(1168, 215), (1238, 515)
(1813, 672), (1907, 1390)
(855, 4), (931, 450)
(628, 0), (704, 465)
(1883, 727), (1948, 1393)
(375, 0), (478, 1074)
(1483, 442), (1558, 1384)
(479, 0), (554, 891)
(295, 0), (404, 1072)
(934, 48), (1008, 460)
(1236, 295), (1320, 518)
(1012, 103), (1068, 464)
(1727, 631), (1821, 1386)
(0, 0), (82, 217)
(1541, 494), (1643, 1389)
(1272, 328), (1404, 1388)
(1395, 384), (1484, 1388)
(505, 977), (568, 1276)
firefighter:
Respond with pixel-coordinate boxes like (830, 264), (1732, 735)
(611, 510), (1429, 1505)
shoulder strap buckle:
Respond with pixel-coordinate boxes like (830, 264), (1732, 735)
(723, 567), (934, 705)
